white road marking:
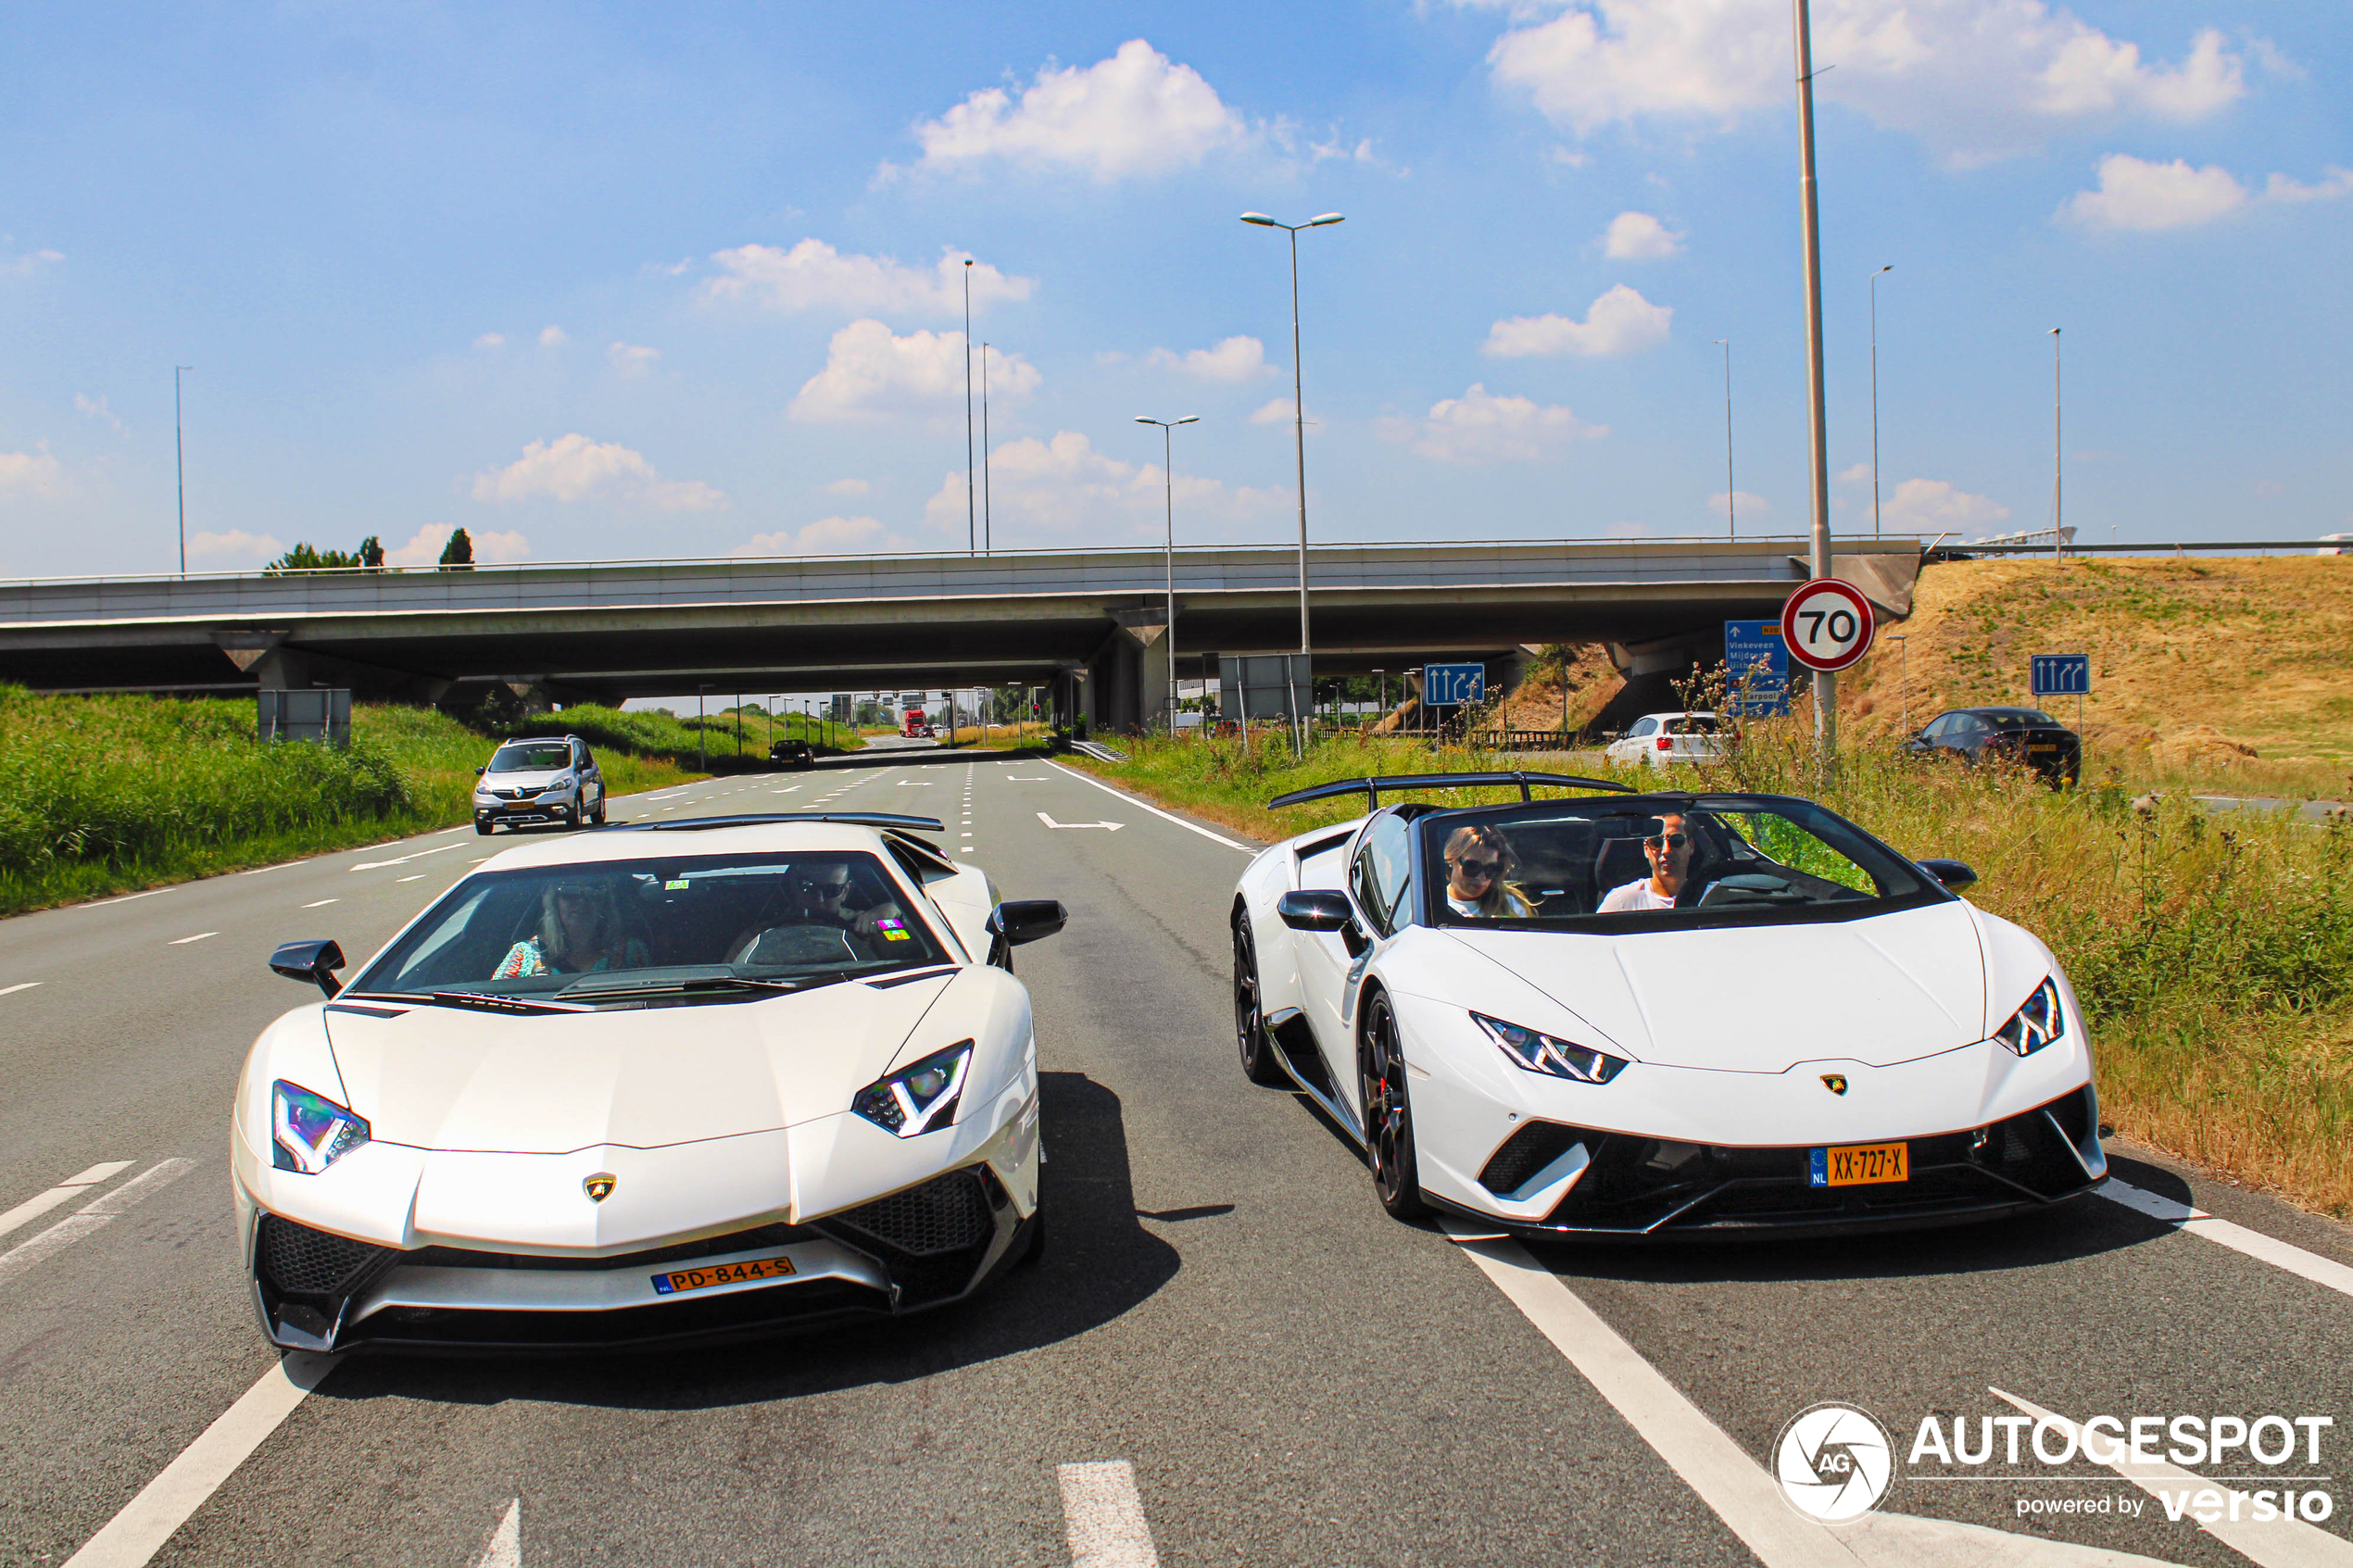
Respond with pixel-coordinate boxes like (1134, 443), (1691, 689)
(0, 981), (41, 997)
(2101, 1179), (2353, 1303)
(1038, 813), (1123, 832)
(1046, 762), (1253, 851)
(300, 899), (338, 909)
(1006, 775), (1050, 781)
(397, 874), (427, 882)
(959, 847), (975, 854)
(237, 860), (304, 875)
(472, 1499), (521, 1568)
(349, 842), (464, 872)
(0, 1160), (132, 1240)
(166, 932), (218, 946)
(0, 1159), (195, 1288)
(1058, 1461), (1159, 1568)
(60, 1351), (336, 1568)
(1989, 1387), (2351, 1568)
(82, 887), (173, 909)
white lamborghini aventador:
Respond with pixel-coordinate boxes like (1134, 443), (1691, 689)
(1230, 773), (2106, 1238)
(234, 811), (1063, 1352)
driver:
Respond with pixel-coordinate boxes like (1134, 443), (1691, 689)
(739, 857), (905, 947)
(1441, 824), (1534, 918)
(1598, 814), (1692, 912)
(494, 879), (652, 978)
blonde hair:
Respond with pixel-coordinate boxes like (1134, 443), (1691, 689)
(1442, 823), (1533, 918)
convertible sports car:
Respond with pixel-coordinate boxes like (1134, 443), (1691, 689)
(234, 813), (1064, 1352)
(1230, 772), (2105, 1238)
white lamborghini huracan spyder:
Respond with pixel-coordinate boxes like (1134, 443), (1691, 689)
(234, 812), (1063, 1352)
(1230, 773), (2105, 1238)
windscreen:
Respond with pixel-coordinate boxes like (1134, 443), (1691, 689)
(488, 742), (572, 772)
(1422, 795), (1939, 931)
(346, 850), (949, 999)
(1981, 710), (2058, 731)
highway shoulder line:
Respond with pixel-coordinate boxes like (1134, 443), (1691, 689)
(2099, 1179), (2353, 1303)
(0, 1160), (132, 1240)
(1058, 1460), (1160, 1568)
(1044, 762), (1257, 853)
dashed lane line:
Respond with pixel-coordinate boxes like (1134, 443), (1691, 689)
(0, 1160), (132, 1240)
(59, 1351), (336, 1568)
(397, 874), (427, 883)
(1058, 1461), (1160, 1568)
(2100, 1179), (2353, 1304)
(0, 1160), (195, 1289)
(82, 887), (174, 909)
(0, 981), (41, 997)
(300, 899), (338, 909)
(166, 933), (219, 946)
(472, 1499), (521, 1568)
(1044, 762), (1253, 852)
(349, 842), (466, 872)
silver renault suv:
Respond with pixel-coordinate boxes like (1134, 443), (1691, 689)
(472, 734), (606, 834)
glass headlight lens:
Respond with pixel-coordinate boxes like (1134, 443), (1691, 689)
(1993, 977), (2064, 1056)
(851, 1041), (974, 1136)
(1472, 1013), (1628, 1084)
(271, 1081), (371, 1173)
(546, 774), (573, 790)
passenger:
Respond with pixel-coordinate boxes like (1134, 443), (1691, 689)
(494, 879), (653, 978)
(1598, 813), (1693, 912)
(1441, 824), (1534, 918)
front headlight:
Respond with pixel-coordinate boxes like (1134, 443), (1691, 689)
(1993, 977), (2064, 1056)
(271, 1081), (371, 1173)
(1472, 1012), (1629, 1084)
(851, 1041), (974, 1136)
(545, 774), (573, 791)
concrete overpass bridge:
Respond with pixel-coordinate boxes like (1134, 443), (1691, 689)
(0, 537), (1922, 731)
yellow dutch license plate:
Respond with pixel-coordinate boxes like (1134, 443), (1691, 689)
(1810, 1141), (1908, 1187)
(651, 1255), (797, 1296)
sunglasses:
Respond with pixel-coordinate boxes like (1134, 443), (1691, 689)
(1644, 833), (1690, 849)
(1455, 857), (1504, 877)
(795, 875), (850, 893)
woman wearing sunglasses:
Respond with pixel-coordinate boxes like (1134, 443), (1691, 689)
(1597, 813), (1694, 912)
(1441, 824), (1533, 918)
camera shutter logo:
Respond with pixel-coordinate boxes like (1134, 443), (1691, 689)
(1775, 1403), (1894, 1522)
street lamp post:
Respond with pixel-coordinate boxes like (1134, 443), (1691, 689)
(963, 259), (975, 555)
(174, 366), (194, 575)
(1869, 266), (1892, 540)
(1136, 416), (1200, 736)
(2050, 327), (2063, 563)
(1790, 0), (1836, 762)
(1239, 211), (1342, 670)
(1713, 341), (1733, 540)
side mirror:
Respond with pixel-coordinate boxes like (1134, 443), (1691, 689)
(986, 899), (1067, 958)
(1277, 890), (1355, 933)
(270, 938), (346, 998)
(1918, 859), (1978, 892)
(474, 765), (486, 776)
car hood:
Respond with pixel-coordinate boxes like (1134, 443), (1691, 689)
(1432, 900), (1985, 1073)
(324, 974), (954, 1152)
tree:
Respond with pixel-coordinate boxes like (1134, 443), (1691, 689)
(438, 527), (474, 571)
(359, 534), (384, 568)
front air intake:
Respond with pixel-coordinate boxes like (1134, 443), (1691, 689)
(831, 1171), (994, 1257)
(257, 1215), (395, 1297)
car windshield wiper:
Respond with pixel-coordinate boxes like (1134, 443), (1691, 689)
(552, 972), (851, 1002)
(423, 990), (592, 1015)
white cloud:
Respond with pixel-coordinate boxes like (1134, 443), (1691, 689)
(1602, 210), (1682, 258)
(1711, 490), (1768, 524)
(383, 523), (532, 567)
(1249, 397), (1296, 425)
(701, 240), (1036, 316)
(1882, 478), (2011, 533)
(1479, 1), (2246, 166)
(186, 529), (283, 563)
(470, 434), (727, 512)
(922, 431), (1286, 538)
(0, 446), (64, 498)
(902, 39), (1246, 181)
(473, 332), (505, 350)
(787, 320), (1038, 423)
(2, 246), (63, 277)
(74, 394), (125, 434)
(734, 516), (918, 557)
(537, 325), (568, 348)
(1376, 384), (1605, 464)
(608, 342), (660, 376)
(1485, 283), (1671, 357)
(822, 477), (872, 496)
(1146, 335), (1270, 382)
(2058, 153), (2353, 231)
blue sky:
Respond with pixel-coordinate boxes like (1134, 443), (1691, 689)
(2, 0), (2347, 577)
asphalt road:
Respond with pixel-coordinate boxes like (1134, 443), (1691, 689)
(1, 748), (2347, 1568)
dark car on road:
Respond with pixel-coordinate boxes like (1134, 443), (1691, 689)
(1905, 706), (2082, 784)
(770, 737), (816, 768)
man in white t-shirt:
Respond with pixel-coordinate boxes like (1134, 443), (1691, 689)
(1598, 813), (1693, 913)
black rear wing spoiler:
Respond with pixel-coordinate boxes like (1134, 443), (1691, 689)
(1265, 772), (1632, 810)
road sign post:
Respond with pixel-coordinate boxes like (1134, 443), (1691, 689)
(1420, 662), (1486, 741)
(2032, 653), (2090, 735)
(1722, 621), (1790, 718)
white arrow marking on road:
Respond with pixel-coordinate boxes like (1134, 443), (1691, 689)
(1058, 1461), (1159, 1568)
(0, 981), (40, 998)
(472, 1499), (521, 1568)
(0, 1160), (132, 1240)
(166, 932), (218, 946)
(1038, 813), (1122, 831)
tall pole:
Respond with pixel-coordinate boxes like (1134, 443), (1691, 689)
(1870, 266), (1892, 540)
(174, 366), (193, 575)
(1791, 0), (1835, 760)
(1724, 341), (1737, 543)
(1137, 417), (1200, 736)
(980, 342), (992, 554)
(2051, 328), (2063, 562)
(963, 259), (975, 556)
(1241, 212), (1341, 666)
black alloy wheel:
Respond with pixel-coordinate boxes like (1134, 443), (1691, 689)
(1360, 992), (1429, 1220)
(1232, 915), (1289, 1086)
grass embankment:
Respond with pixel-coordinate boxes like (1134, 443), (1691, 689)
(0, 692), (699, 916)
(1072, 727), (2353, 1219)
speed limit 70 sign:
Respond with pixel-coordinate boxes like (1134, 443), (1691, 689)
(1780, 578), (1877, 672)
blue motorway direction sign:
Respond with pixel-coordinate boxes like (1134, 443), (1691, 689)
(1421, 662), (1486, 706)
(2031, 653), (2091, 697)
(1722, 621), (1791, 718)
